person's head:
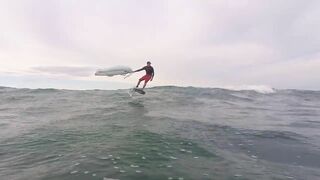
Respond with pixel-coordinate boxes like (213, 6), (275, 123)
(147, 61), (151, 66)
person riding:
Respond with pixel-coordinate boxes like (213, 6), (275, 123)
(134, 61), (154, 89)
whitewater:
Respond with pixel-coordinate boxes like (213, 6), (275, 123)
(0, 86), (319, 180)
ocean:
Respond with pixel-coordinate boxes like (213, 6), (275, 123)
(0, 86), (319, 180)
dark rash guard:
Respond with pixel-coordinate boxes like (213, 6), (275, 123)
(136, 66), (154, 75)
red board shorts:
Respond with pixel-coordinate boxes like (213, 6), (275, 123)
(139, 74), (152, 83)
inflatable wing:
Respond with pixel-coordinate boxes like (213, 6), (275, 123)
(95, 66), (133, 77)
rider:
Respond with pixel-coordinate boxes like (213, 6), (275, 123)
(134, 61), (154, 89)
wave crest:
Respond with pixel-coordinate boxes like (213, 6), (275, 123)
(222, 85), (275, 94)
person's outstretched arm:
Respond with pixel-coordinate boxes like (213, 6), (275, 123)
(134, 67), (145, 72)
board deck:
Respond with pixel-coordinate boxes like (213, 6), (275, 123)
(134, 88), (146, 95)
(128, 88), (146, 97)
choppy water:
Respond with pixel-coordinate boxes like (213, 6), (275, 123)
(0, 86), (320, 180)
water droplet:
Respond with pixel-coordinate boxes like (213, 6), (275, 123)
(169, 156), (177, 160)
(251, 155), (257, 159)
(180, 149), (186, 152)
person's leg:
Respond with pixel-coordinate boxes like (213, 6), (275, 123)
(142, 75), (151, 89)
(137, 75), (147, 88)
(136, 80), (142, 88)
(142, 81), (147, 89)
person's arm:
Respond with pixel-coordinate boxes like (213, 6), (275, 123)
(134, 67), (145, 72)
(151, 68), (154, 81)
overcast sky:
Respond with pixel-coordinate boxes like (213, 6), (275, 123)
(1, 0), (319, 90)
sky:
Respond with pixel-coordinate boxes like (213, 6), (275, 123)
(0, 0), (320, 90)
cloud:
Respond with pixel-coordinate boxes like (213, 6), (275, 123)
(239, 53), (320, 89)
(0, 0), (320, 89)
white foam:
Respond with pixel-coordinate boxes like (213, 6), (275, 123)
(180, 149), (186, 152)
(222, 85), (275, 94)
(104, 177), (120, 180)
(169, 156), (178, 160)
(103, 177), (119, 180)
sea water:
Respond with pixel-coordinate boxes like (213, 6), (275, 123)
(0, 86), (319, 180)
